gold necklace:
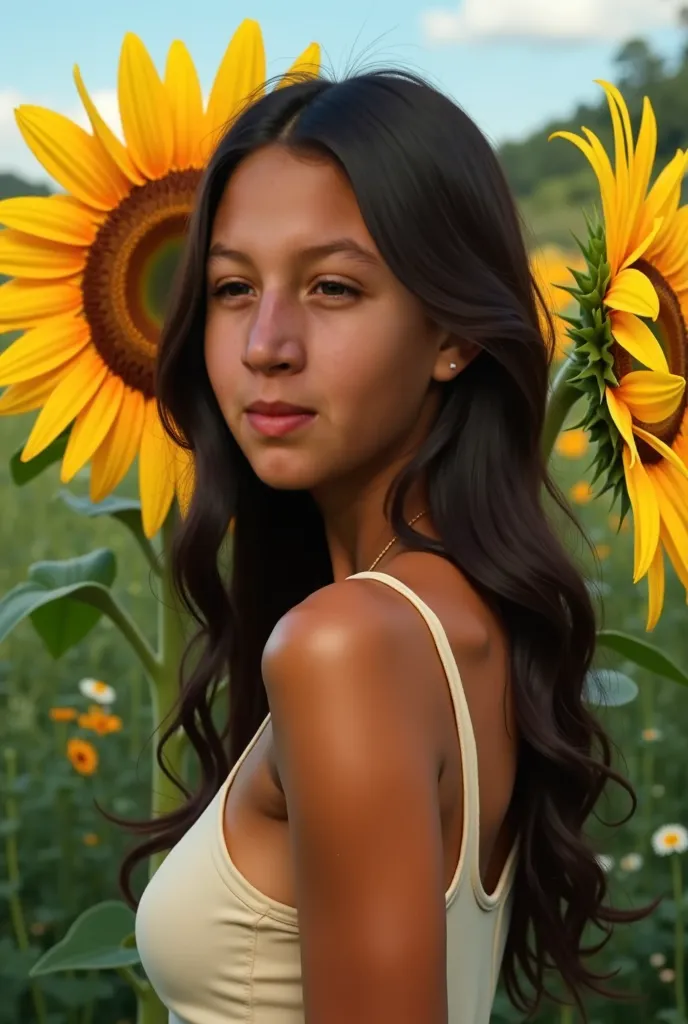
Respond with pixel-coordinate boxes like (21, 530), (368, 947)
(366, 510), (428, 572)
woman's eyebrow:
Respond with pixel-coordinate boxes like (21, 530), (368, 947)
(206, 237), (380, 268)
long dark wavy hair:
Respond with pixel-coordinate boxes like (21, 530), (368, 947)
(117, 68), (649, 1016)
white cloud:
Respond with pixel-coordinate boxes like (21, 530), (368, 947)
(0, 87), (120, 185)
(421, 0), (683, 45)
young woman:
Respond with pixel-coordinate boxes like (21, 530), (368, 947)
(128, 69), (642, 1023)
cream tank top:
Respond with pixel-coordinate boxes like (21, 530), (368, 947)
(135, 571), (519, 1024)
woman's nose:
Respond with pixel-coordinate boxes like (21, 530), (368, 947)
(243, 292), (305, 374)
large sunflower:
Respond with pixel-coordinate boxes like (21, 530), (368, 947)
(551, 80), (688, 629)
(0, 21), (320, 538)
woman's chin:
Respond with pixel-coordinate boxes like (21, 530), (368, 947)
(249, 452), (323, 492)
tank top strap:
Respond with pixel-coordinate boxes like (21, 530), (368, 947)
(347, 570), (481, 874)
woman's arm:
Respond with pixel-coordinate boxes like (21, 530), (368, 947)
(263, 582), (449, 1024)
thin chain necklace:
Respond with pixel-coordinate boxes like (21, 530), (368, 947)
(366, 510), (428, 572)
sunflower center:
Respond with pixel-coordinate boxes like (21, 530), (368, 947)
(615, 259), (688, 464)
(82, 170), (201, 398)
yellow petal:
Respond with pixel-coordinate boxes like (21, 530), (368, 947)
(640, 149), (688, 240)
(622, 445), (660, 582)
(619, 217), (662, 273)
(139, 400), (176, 538)
(653, 469), (688, 590)
(277, 42), (321, 87)
(21, 348), (108, 462)
(0, 229), (86, 280)
(597, 83), (631, 266)
(554, 129), (617, 270)
(0, 315), (90, 384)
(627, 96), (658, 232)
(617, 370), (686, 424)
(0, 364), (75, 415)
(646, 206), (688, 280)
(0, 278), (82, 330)
(645, 542), (665, 631)
(15, 105), (128, 211)
(0, 195), (99, 245)
(73, 64), (145, 186)
(90, 386), (145, 501)
(606, 268), (659, 320)
(118, 33), (174, 180)
(204, 20), (266, 155)
(605, 385), (638, 464)
(165, 40), (204, 170)
(609, 310), (667, 372)
(61, 373), (125, 482)
(633, 425), (688, 479)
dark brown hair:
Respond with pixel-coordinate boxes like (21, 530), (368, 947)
(117, 68), (648, 1017)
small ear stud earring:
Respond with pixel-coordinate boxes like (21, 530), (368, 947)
(449, 362), (457, 371)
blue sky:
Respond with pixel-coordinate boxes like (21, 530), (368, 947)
(1, 0), (684, 183)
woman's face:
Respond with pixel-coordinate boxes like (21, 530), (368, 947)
(204, 144), (460, 496)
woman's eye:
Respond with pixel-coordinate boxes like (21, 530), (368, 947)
(315, 280), (360, 299)
(213, 281), (252, 298)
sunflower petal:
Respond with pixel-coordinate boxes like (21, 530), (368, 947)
(139, 400), (176, 538)
(606, 268), (659, 320)
(605, 385), (638, 464)
(646, 542), (665, 631)
(73, 64), (145, 186)
(609, 310), (667, 373)
(165, 40), (204, 170)
(633, 425), (688, 479)
(0, 364), (74, 415)
(276, 42), (321, 87)
(556, 129), (617, 271)
(653, 469), (688, 590)
(0, 229), (86, 280)
(623, 445), (660, 582)
(204, 20), (266, 156)
(641, 149), (688, 239)
(90, 386), (145, 501)
(15, 105), (128, 211)
(597, 83), (631, 266)
(0, 196), (99, 245)
(118, 33), (174, 180)
(617, 370), (686, 424)
(61, 373), (125, 482)
(0, 278), (82, 330)
(173, 444), (195, 516)
(646, 206), (688, 280)
(619, 217), (662, 272)
(21, 348), (108, 462)
(628, 96), (658, 231)
(0, 315), (90, 385)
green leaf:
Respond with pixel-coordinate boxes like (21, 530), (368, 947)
(584, 669), (638, 707)
(0, 549), (116, 658)
(29, 900), (140, 975)
(9, 431), (69, 486)
(58, 491), (160, 575)
(597, 630), (688, 687)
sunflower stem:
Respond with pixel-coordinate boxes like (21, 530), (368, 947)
(672, 854), (686, 1021)
(542, 356), (582, 463)
(3, 747), (48, 1024)
(149, 509), (186, 876)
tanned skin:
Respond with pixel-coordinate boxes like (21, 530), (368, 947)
(204, 144), (518, 1024)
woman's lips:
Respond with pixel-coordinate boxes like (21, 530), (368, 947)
(245, 411), (316, 437)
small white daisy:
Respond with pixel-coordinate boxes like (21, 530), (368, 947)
(620, 853), (644, 873)
(659, 968), (676, 984)
(78, 678), (116, 706)
(652, 784), (666, 798)
(652, 824), (688, 857)
(595, 854), (615, 873)
(642, 727), (663, 743)
(650, 953), (667, 968)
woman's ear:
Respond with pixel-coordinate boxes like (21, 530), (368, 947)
(432, 336), (480, 383)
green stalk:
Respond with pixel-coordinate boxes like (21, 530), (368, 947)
(3, 747), (48, 1024)
(560, 1004), (574, 1024)
(672, 854), (686, 1021)
(541, 356), (581, 463)
(134, 510), (187, 1024)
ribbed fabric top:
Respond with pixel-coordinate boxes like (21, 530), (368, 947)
(135, 571), (518, 1023)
